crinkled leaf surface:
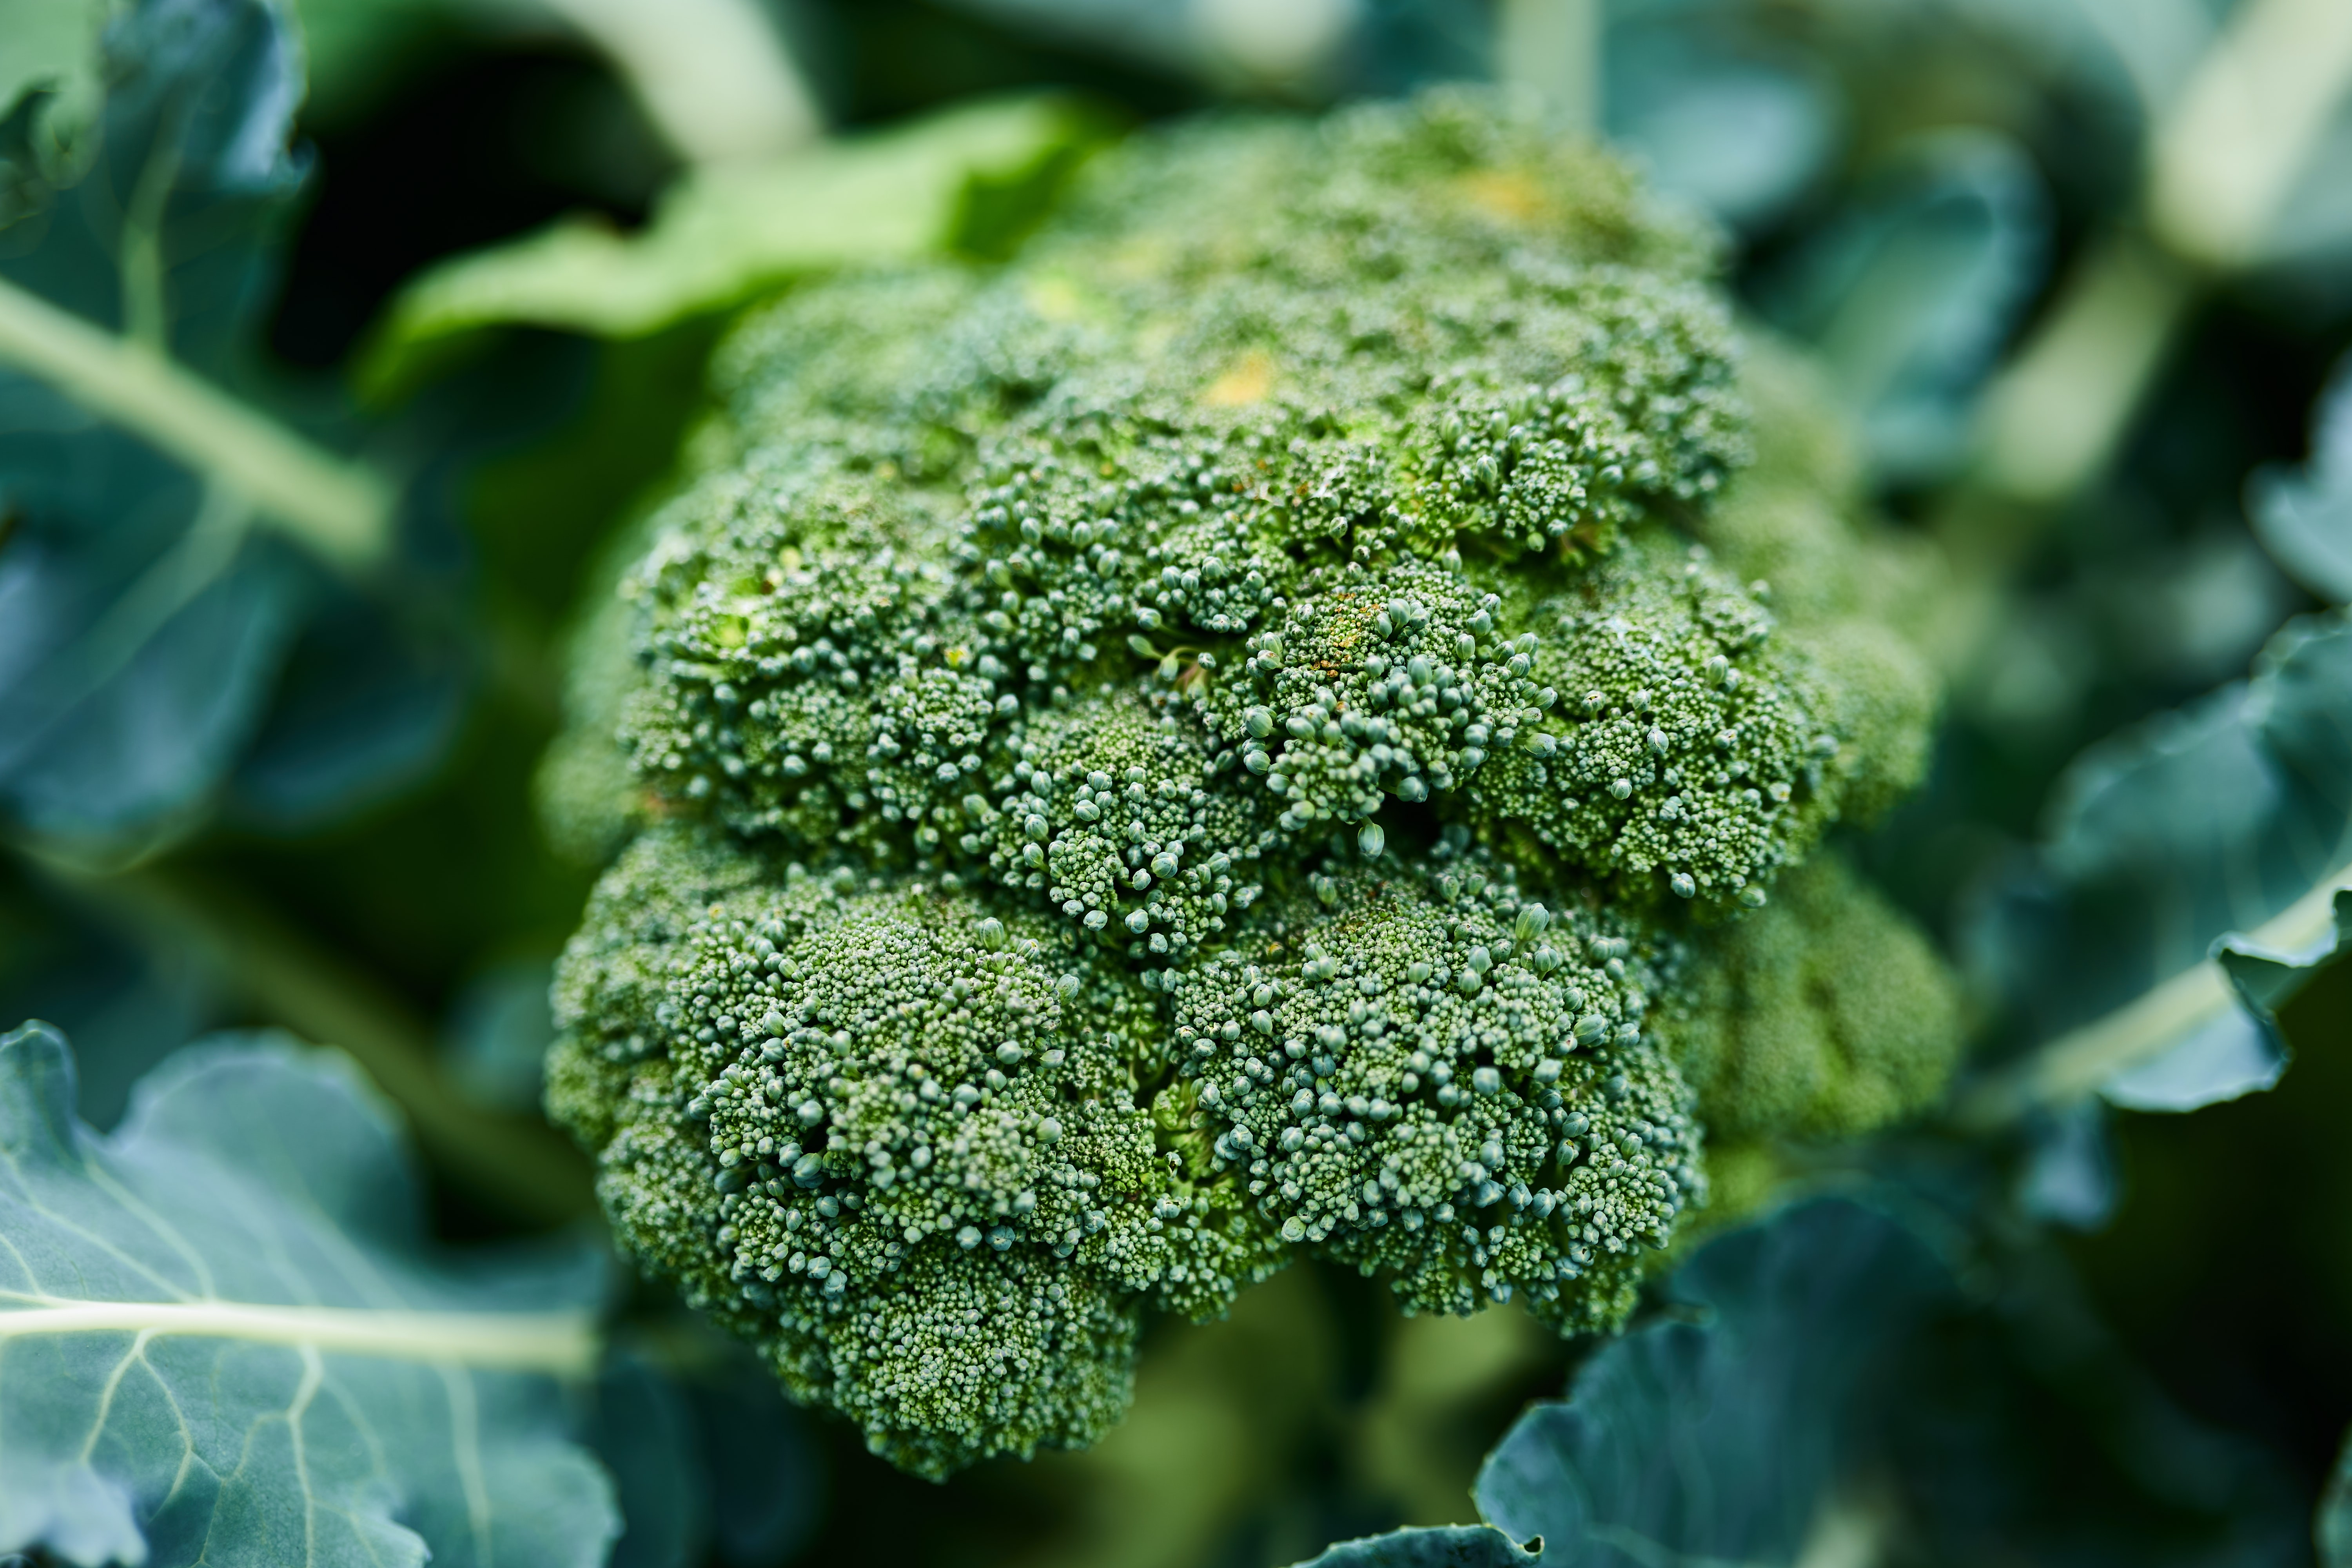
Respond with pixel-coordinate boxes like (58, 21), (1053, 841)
(2250, 351), (2352, 604)
(1971, 610), (2352, 1112)
(360, 94), (1107, 397)
(0, 1021), (617, 1568)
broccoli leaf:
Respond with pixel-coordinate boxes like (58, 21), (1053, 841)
(0, 0), (107, 136)
(1292, 1525), (1538, 1567)
(2249, 351), (2352, 604)
(0, 0), (462, 850)
(1605, 21), (1837, 230)
(358, 94), (1110, 401)
(2323, 1426), (2352, 1568)
(1472, 1200), (1949, 1568)
(590, 1335), (821, 1568)
(1292, 1201), (1951, 1568)
(1965, 610), (2352, 1120)
(1758, 129), (2049, 484)
(0, 1020), (617, 1568)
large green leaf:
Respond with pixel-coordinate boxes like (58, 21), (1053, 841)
(1471, 1200), (1949, 1568)
(0, 1021), (617, 1568)
(0, 0), (484, 851)
(1759, 128), (2050, 484)
(1966, 610), (2352, 1120)
(358, 94), (1110, 401)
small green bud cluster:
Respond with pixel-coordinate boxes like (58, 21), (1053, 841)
(1172, 846), (1702, 1334)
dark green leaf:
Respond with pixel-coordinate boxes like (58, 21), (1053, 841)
(0, 0), (434, 849)
(1292, 1524), (1539, 1568)
(1472, 1200), (1950, 1568)
(1605, 26), (1837, 230)
(2016, 1100), (2116, 1229)
(1968, 611), (2352, 1116)
(590, 1332), (821, 1568)
(594, 1350), (705, 1568)
(0, 1020), (617, 1568)
(1295, 1201), (1953, 1568)
(1760, 129), (2049, 483)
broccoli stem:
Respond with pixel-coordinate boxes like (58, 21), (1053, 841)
(0, 274), (393, 573)
(1494, 0), (1602, 130)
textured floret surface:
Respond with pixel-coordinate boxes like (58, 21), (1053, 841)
(544, 87), (1956, 1477)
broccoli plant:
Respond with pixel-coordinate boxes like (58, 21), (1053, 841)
(541, 89), (1955, 1477)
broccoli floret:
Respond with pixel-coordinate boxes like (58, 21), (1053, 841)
(1171, 848), (1702, 1336)
(545, 87), (1957, 1477)
(548, 824), (1281, 1475)
(1459, 525), (1841, 906)
(1657, 851), (1964, 1145)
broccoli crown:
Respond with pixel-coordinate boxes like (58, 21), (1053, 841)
(546, 88), (1954, 1476)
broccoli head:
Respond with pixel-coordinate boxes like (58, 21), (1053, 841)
(544, 87), (1959, 1475)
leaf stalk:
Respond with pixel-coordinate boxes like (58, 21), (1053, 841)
(0, 273), (393, 572)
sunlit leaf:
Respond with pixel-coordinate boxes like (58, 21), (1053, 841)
(358, 94), (1111, 401)
(0, 0), (109, 152)
(0, 1020), (617, 1568)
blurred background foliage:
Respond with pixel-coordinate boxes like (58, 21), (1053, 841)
(3, 0), (2352, 1563)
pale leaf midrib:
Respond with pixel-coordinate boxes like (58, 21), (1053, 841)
(0, 1298), (598, 1375)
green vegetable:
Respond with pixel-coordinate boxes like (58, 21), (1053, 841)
(545, 88), (1954, 1475)
(0, 1023), (614, 1568)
